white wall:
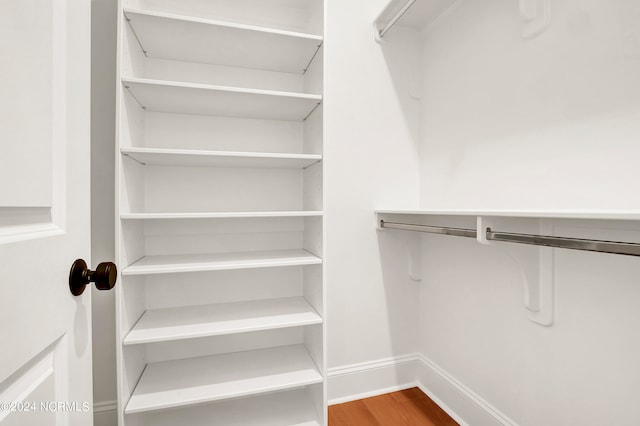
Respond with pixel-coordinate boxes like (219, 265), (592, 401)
(419, 0), (640, 211)
(325, 0), (424, 401)
(414, 1), (640, 425)
(91, 0), (118, 424)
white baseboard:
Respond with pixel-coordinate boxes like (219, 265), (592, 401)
(94, 400), (117, 426)
(328, 353), (519, 426)
(328, 354), (420, 404)
(416, 355), (519, 426)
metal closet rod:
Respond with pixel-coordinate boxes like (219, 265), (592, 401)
(379, 220), (640, 257)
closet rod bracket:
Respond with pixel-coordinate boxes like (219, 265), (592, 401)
(477, 216), (554, 326)
(377, 219), (422, 281)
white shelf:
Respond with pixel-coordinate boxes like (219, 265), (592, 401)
(125, 344), (323, 414)
(123, 249), (322, 276)
(376, 209), (640, 221)
(122, 77), (322, 121)
(121, 147), (322, 169)
(124, 9), (322, 74)
(374, 0), (456, 38)
(121, 211), (324, 220)
(124, 297), (322, 345)
(139, 390), (321, 426)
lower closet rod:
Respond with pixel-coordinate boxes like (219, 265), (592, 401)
(379, 220), (640, 257)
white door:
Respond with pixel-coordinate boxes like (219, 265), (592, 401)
(0, 0), (95, 425)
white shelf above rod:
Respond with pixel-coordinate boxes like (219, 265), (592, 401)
(373, 0), (458, 42)
(373, 0), (551, 41)
(374, 0), (416, 40)
(379, 220), (640, 257)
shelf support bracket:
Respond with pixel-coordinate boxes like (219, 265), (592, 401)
(377, 219), (422, 282)
(519, 0), (551, 39)
(478, 216), (554, 326)
(406, 233), (422, 282)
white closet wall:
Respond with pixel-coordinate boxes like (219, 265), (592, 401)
(416, 1), (640, 425)
(324, 0), (423, 403)
(374, 0), (640, 425)
(115, 1), (326, 424)
(418, 0), (640, 211)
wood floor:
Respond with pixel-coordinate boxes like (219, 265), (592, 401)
(329, 388), (459, 426)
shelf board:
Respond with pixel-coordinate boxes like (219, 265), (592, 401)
(376, 209), (640, 221)
(124, 9), (322, 74)
(121, 147), (322, 169)
(374, 0), (457, 37)
(125, 344), (323, 414)
(122, 77), (322, 121)
(124, 297), (322, 345)
(122, 249), (322, 276)
(121, 211), (323, 220)
(139, 390), (321, 426)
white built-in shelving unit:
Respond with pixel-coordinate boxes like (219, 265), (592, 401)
(116, 0), (326, 424)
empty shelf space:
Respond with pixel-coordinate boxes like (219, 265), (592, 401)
(121, 147), (322, 169)
(136, 389), (321, 426)
(122, 78), (322, 121)
(124, 9), (322, 74)
(124, 297), (322, 345)
(122, 249), (322, 276)
(120, 211), (324, 220)
(125, 344), (323, 414)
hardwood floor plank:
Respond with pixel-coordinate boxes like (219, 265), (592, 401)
(330, 400), (380, 425)
(390, 387), (428, 402)
(329, 387), (458, 426)
(362, 394), (413, 426)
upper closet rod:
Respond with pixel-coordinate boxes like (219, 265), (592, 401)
(379, 221), (640, 257)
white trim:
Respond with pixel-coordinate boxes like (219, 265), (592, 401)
(94, 400), (117, 414)
(417, 355), (519, 426)
(417, 383), (469, 426)
(329, 383), (418, 405)
(327, 353), (520, 426)
(93, 402), (117, 426)
(327, 354), (419, 405)
(328, 353), (419, 377)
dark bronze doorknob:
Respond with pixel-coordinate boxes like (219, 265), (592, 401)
(69, 259), (117, 296)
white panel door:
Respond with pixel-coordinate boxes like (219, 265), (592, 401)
(0, 0), (93, 425)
